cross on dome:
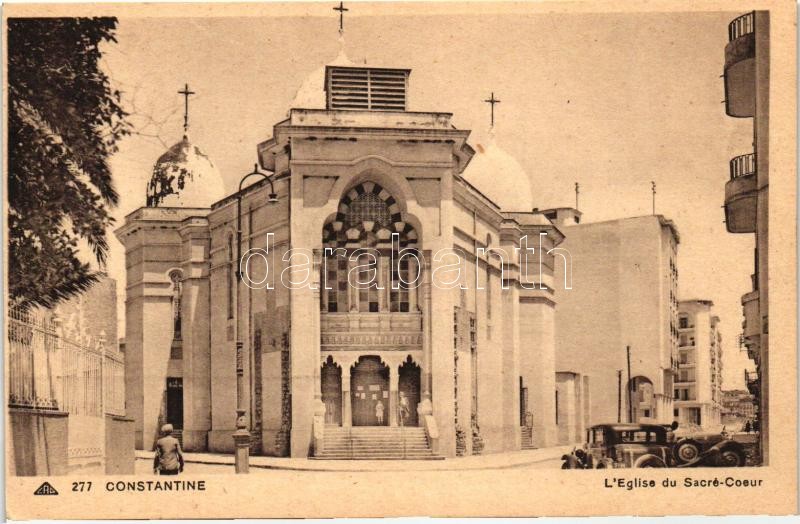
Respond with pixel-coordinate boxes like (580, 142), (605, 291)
(178, 83), (195, 133)
(333, 1), (349, 35)
(484, 92), (501, 128)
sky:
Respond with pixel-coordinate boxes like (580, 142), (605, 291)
(100, 5), (755, 389)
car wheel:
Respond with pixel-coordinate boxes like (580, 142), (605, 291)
(675, 441), (701, 464)
(718, 448), (745, 467)
(634, 454), (666, 468)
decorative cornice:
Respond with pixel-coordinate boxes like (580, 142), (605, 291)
(321, 331), (423, 349)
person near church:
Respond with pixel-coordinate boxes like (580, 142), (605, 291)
(375, 400), (385, 425)
(399, 392), (410, 426)
(153, 424), (184, 475)
(744, 420), (751, 433)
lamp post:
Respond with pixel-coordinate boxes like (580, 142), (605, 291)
(233, 163), (279, 474)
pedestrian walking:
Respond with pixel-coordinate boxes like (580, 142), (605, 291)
(375, 400), (385, 425)
(399, 392), (410, 426)
(153, 424), (184, 475)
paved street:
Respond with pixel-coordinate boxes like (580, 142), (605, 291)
(135, 446), (570, 476)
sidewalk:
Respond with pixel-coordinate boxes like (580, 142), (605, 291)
(136, 445), (574, 472)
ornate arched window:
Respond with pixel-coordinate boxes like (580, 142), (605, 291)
(322, 182), (419, 313)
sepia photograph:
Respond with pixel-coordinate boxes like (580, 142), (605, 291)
(3, 0), (797, 518)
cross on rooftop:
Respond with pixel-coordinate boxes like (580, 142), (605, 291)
(178, 83), (196, 133)
(333, 1), (349, 34)
(484, 92), (501, 127)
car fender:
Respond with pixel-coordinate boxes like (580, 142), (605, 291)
(716, 440), (744, 453)
(633, 454), (667, 468)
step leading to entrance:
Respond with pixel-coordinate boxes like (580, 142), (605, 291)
(521, 426), (535, 450)
(314, 426), (442, 460)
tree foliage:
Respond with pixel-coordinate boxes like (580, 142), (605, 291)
(8, 17), (128, 309)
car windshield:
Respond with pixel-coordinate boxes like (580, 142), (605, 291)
(587, 428), (605, 444)
(618, 430), (665, 443)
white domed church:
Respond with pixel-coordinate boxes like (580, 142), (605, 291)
(115, 45), (571, 459)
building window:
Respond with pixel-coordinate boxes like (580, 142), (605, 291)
(390, 257), (411, 312)
(453, 308), (459, 350)
(169, 270), (183, 341)
(555, 390), (559, 425)
(679, 316), (688, 329)
(357, 252), (380, 312)
(326, 255), (348, 312)
(469, 314), (478, 421)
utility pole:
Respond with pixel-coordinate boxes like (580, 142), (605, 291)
(626, 346), (632, 423)
(651, 181), (656, 215)
(617, 369), (622, 423)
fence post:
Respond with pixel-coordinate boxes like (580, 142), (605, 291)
(51, 315), (64, 411)
(99, 331), (106, 416)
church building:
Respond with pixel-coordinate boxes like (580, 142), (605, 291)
(116, 45), (568, 458)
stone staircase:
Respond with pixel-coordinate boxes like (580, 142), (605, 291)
(521, 426), (535, 450)
(172, 429), (184, 448)
(314, 426), (442, 460)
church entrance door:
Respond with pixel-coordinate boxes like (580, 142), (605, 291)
(351, 356), (389, 426)
(321, 358), (342, 425)
(398, 357), (421, 426)
(166, 377), (183, 430)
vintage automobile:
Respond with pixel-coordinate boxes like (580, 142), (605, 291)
(673, 426), (747, 467)
(561, 422), (746, 469)
(561, 423), (674, 469)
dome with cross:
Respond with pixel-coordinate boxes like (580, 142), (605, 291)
(463, 129), (534, 212)
(289, 37), (355, 110)
(145, 85), (226, 208)
(146, 133), (225, 208)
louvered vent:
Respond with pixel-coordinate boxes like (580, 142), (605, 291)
(326, 66), (409, 111)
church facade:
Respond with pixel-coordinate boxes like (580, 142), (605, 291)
(117, 62), (568, 458)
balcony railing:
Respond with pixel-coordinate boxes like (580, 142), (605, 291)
(730, 152), (756, 179)
(725, 153), (758, 233)
(738, 333), (749, 351)
(320, 311), (423, 349)
(742, 290), (760, 339)
(728, 12), (755, 42)
(744, 370), (760, 395)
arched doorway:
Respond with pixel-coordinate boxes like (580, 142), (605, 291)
(398, 356), (421, 426)
(628, 376), (654, 422)
(321, 357), (342, 425)
(351, 356), (390, 426)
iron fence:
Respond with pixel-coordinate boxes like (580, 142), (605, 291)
(8, 307), (125, 417)
(8, 308), (60, 409)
